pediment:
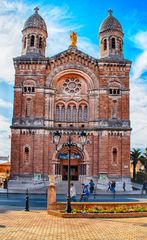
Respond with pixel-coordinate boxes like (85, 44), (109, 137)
(49, 47), (98, 66)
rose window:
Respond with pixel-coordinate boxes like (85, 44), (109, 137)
(63, 78), (81, 93)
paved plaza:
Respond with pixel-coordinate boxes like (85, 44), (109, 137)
(0, 210), (147, 240)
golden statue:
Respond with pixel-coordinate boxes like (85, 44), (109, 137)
(70, 31), (77, 47)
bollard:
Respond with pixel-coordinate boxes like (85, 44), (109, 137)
(46, 187), (47, 199)
(6, 188), (8, 199)
(25, 189), (30, 211)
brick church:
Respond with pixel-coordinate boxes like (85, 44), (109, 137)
(10, 8), (132, 190)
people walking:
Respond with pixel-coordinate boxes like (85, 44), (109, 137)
(111, 180), (116, 199)
(123, 181), (126, 191)
(80, 183), (90, 201)
(89, 179), (95, 194)
(107, 181), (111, 192)
(70, 183), (77, 202)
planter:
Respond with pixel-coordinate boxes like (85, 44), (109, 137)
(48, 202), (147, 218)
(48, 210), (147, 218)
(54, 202), (147, 211)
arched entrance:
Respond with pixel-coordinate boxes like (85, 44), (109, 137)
(57, 145), (84, 181)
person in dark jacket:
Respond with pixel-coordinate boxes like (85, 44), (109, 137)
(110, 181), (116, 199)
(123, 181), (126, 191)
(80, 184), (90, 201)
(89, 179), (95, 194)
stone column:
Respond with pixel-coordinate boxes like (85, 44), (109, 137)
(47, 175), (56, 210)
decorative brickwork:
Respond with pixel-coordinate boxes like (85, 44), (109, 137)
(10, 9), (132, 189)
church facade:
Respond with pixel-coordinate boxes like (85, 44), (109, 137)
(10, 8), (132, 189)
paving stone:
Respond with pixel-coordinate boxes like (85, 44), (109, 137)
(0, 211), (147, 240)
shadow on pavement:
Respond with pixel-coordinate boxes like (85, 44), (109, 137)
(0, 225), (6, 228)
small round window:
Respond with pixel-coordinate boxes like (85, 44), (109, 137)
(63, 78), (81, 94)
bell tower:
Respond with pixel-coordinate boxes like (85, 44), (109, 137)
(21, 7), (48, 56)
(99, 9), (123, 59)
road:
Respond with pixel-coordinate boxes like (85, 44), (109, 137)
(0, 192), (147, 210)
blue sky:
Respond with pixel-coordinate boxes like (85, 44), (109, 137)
(0, 0), (147, 156)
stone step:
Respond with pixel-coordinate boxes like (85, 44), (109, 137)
(56, 181), (84, 194)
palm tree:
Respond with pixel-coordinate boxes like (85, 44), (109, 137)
(140, 148), (147, 180)
(130, 148), (142, 181)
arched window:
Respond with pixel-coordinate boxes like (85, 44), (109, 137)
(104, 39), (107, 50)
(26, 98), (32, 117)
(39, 37), (42, 48)
(61, 105), (65, 121)
(28, 87), (31, 93)
(56, 104), (66, 121)
(117, 89), (120, 95)
(30, 35), (35, 47)
(78, 106), (82, 121)
(112, 38), (116, 49)
(109, 89), (113, 94)
(56, 106), (60, 121)
(113, 89), (116, 94)
(24, 37), (27, 48)
(72, 106), (77, 122)
(83, 106), (88, 121)
(109, 88), (121, 95)
(112, 148), (117, 164)
(80, 164), (86, 175)
(23, 86), (35, 93)
(24, 146), (29, 162)
(67, 106), (72, 121)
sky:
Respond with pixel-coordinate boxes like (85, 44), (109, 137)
(0, 0), (147, 156)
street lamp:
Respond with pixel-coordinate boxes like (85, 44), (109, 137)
(53, 131), (61, 150)
(53, 129), (87, 213)
(80, 131), (87, 150)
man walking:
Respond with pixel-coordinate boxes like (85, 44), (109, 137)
(70, 183), (77, 202)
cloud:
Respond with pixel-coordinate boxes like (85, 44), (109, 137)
(131, 31), (147, 81)
(0, 115), (11, 156)
(0, 0), (98, 156)
(0, 1), (26, 83)
(0, 98), (13, 109)
(0, 0), (147, 156)
(130, 31), (147, 149)
(130, 81), (147, 148)
(43, 5), (98, 57)
(0, 1), (98, 84)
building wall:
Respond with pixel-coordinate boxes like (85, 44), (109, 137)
(11, 31), (131, 183)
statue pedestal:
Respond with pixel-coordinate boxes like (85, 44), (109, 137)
(47, 175), (56, 210)
(97, 173), (109, 190)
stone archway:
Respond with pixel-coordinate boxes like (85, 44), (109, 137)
(56, 145), (85, 181)
(46, 64), (98, 89)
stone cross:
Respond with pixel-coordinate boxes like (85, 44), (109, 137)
(34, 7), (39, 14)
(108, 9), (113, 16)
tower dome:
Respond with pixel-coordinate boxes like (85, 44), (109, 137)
(99, 10), (124, 59)
(99, 9), (122, 33)
(21, 7), (48, 57)
(23, 7), (47, 32)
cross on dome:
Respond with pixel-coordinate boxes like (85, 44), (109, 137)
(34, 6), (39, 14)
(108, 9), (113, 16)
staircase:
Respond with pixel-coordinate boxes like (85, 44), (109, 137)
(56, 181), (83, 194)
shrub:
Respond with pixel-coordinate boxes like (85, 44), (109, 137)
(71, 205), (147, 214)
(135, 171), (145, 184)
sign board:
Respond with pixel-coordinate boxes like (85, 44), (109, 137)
(34, 173), (42, 181)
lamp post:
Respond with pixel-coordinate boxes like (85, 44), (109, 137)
(53, 129), (87, 213)
(65, 133), (74, 213)
(25, 188), (29, 211)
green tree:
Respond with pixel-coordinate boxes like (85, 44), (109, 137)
(130, 148), (142, 181)
(140, 148), (147, 180)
